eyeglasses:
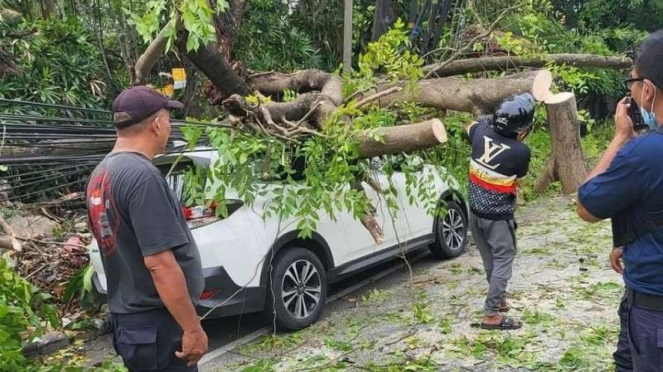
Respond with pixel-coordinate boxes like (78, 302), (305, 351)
(625, 77), (646, 90)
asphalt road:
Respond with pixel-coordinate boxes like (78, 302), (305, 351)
(202, 250), (433, 350)
(198, 249), (447, 371)
(84, 249), (443, 369)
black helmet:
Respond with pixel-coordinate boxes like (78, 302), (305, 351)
(493, 93), (536, 138)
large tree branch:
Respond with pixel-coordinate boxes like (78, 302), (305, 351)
(248, 70), (343, 106)
(357, 119), (447, 158)
(381, 70), (553, 114)
(423, 54), (633, 78)
(224, 69), (344, 130)
(177, 34), (250, 97)
(133, 18), (179, 85)
(223, 93), (337, 130)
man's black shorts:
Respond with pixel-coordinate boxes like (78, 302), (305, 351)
(110, 308), (198, 372)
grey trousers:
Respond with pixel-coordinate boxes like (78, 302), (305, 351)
(470, 213), (517, 316)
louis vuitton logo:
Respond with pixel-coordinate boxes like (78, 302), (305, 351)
(477, 136), (510, 170)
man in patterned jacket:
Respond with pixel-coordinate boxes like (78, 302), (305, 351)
(465, 93), (535, 330)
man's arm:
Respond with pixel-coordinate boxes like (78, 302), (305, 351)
(144, 250), (201, 331)
(576, 203), (602, 223)
(576, 97), (636, 222)
(584, 97), (636, 183)
(576, 135), (630, 223)
(465, 121), (478, 136)
(144, 250), (207, 365)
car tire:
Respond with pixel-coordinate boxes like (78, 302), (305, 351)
(429, 200), (468, 259)
(263, 247), (328, 331)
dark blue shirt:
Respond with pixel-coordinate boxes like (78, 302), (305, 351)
(579, 129), (663, 296)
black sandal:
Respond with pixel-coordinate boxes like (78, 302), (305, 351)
(480, 316), (522, 330)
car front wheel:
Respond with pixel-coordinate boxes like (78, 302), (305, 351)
(264, 247), (327, 331)
(429, 200), (468, 259)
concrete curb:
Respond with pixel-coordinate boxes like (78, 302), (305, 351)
(22, 318), (111, 358)
(22, 331), (69, 357)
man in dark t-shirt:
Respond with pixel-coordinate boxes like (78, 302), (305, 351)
(466, 93), (534, 330)
(86, 86), (207, 371)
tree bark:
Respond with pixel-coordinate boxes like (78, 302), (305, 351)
(211, 0), (248, 60)
(0, 236), (12, 250)
(381, 70), (553, 114)
(357, 119), (447, 158)
(248, 70), (343, 105)
(534, 92), (587, 194)
(223, 92), (338, 131)
(182, 61), (199, 117)
(177, 34), (250, 98)
(423, 54), (633, 78)
(133, 19), (178, 85)
(351, 181), (384, 244)
(371, 0), (394, 41)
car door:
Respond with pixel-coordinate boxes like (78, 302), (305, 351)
(387, 165), (438, 240)
(338, 159), (409, 263)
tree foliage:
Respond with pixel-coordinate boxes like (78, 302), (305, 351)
(0, 257), (126, 371)
(233, 0), (323, 72)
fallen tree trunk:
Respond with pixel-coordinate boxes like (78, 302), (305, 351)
(423, 54), (632, 78)
(179, 36), (251, 98)
(248, 70), (343, 105)
(380, 70), (553, 114)
(227, 70), (553, 133)
(357, 119), (447, 158)
(534, 92), (587, 194)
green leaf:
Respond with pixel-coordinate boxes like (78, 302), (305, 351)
(186, 36), (200, 52)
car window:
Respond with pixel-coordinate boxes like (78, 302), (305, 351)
(156, 160), (197, 203)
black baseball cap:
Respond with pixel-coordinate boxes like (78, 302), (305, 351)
(112, 85), (183, 128)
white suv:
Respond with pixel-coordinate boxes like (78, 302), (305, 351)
(88, 148), (468, 331)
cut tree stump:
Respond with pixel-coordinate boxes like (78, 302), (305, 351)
(534, 92), (587, 194)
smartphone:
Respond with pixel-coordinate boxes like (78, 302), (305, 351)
(626, 93), (648, 131)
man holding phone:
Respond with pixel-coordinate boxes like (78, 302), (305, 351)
(576, 30), (663, 371)
(609, 125), (653, 372)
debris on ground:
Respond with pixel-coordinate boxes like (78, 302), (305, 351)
(3, 208), (100, 321)
(210, 196), (621, 372)
(14, 234), (90, 300)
